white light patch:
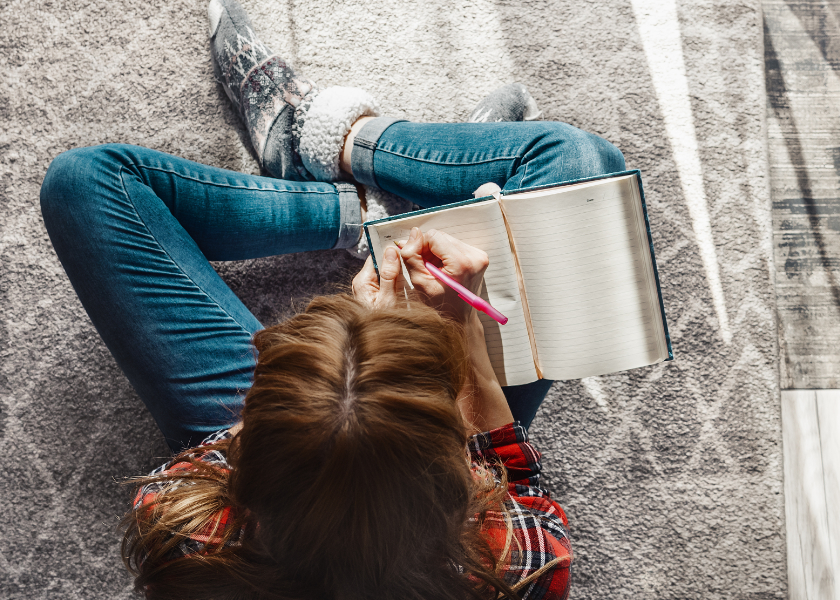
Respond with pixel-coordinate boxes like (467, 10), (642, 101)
(630, 0), (732, 344)
(582, 377), (609, 410)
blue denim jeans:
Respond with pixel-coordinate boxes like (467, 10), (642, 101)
(40, 119), (624, 451)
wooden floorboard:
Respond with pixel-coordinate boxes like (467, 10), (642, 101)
(782, 390), (840, 600)
(815, 390), (840, 584)
(764, 0), (840, 388)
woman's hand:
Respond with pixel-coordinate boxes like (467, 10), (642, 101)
(398, 227), (512, 431)
(397, 227), (489, 323)
(351, 246), (402, 308)
(353, 230), (513, 431)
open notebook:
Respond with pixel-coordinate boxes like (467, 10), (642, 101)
(364, 170), (673, 386)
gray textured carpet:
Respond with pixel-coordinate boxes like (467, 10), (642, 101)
(0, 0), (784, 598)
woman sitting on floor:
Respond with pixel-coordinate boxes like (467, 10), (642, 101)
(39, 0), (625, 597)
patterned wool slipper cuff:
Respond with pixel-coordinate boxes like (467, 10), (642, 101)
(298, 87), (380, 182)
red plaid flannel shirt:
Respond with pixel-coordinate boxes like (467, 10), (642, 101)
(468, 423), (572, 600)
(134, 423), (571, 599)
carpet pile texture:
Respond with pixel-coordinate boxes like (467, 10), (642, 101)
(0, 0), (784, 597)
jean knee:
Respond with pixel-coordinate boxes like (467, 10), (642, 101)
(40, 145), (126, 228)
(41, 148), (81, 235)
(518, 123), (626, 188)
(595, 136), (626, 175)
(569, 128), (626, 178)
(41, 145), (140, 257)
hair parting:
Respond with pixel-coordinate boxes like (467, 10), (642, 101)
(121, 294), (525, 600)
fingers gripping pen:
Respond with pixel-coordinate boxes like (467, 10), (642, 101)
(423, 262), (508, 325)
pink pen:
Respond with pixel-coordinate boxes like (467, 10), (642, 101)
(423, 262), (508, 325)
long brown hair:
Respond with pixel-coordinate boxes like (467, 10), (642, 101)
(122, 294), (520, 600)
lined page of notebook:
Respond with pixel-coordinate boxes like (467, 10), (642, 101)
(501, 175), (666, 380)
(367, 200), (538, 386)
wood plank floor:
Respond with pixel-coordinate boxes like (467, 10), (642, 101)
(782, 390), (840, 600)
(764, 1), (840, 598)
(764, 0), (840, 389)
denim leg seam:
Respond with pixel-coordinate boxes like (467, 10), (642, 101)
(134, 164), (346, 253)
(134, 164), (336, 195)
(117, 166), (256, 336)
(372, 147), (521, 167)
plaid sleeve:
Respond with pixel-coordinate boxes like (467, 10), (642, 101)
(135, 428), (234, 491)
(132, 428), (243, 559)
(470, 423), (572, 600)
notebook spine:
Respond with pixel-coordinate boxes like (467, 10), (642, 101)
(634, 171), (674, 361)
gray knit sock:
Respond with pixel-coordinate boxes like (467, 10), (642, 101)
(208, 0), (379, 181)
(468, 83), (541, 123)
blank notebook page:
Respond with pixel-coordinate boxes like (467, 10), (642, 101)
(367, 200), (538, 386)
(501, 176), (664, 380)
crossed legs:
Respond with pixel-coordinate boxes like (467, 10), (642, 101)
(39, 0), (625, 452)
(41, 119), (623, 450)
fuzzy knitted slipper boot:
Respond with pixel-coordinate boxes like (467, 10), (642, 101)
(208, 0), (379, 181)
